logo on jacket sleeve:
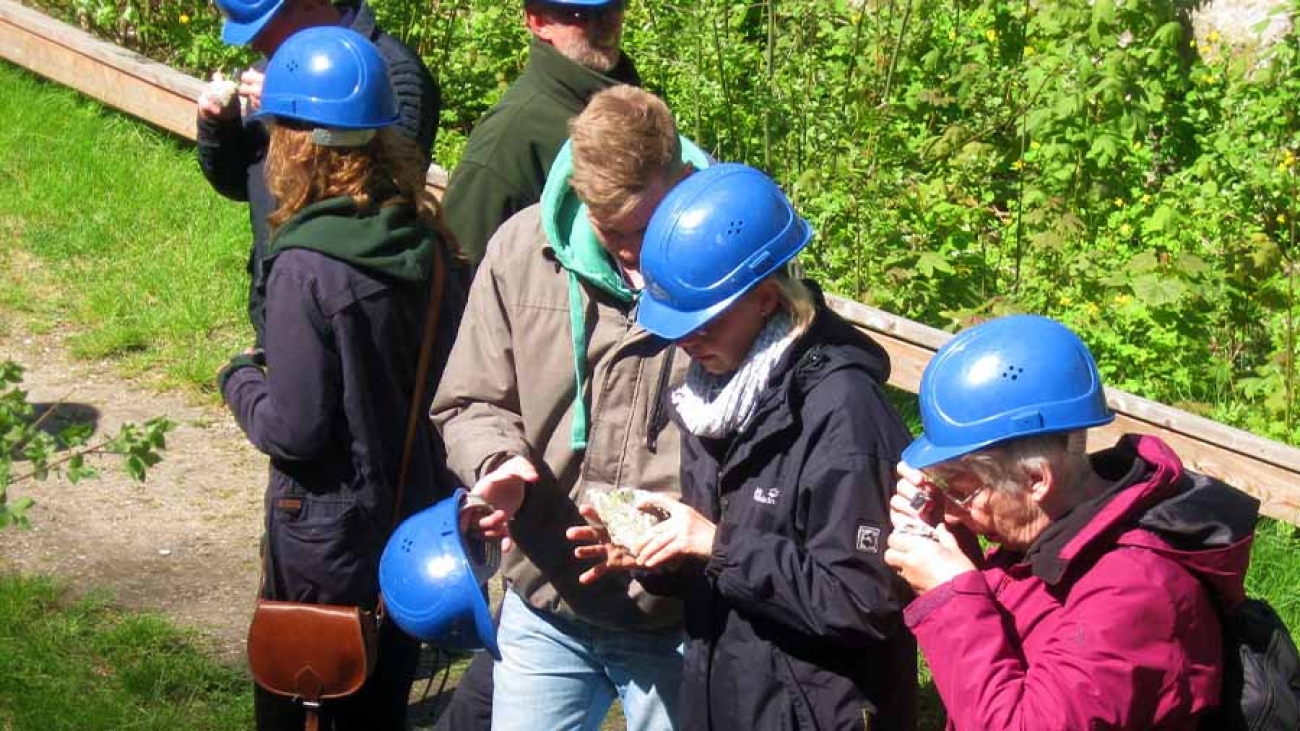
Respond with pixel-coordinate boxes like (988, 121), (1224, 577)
(752, 487), (779, 505)
(856, 525), (881, 554)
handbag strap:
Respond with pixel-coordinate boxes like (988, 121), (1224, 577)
(394, 236), (447, 530)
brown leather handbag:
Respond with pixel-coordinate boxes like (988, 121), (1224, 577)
(247, 600), (378, 705)
(245, 241), (449, 731)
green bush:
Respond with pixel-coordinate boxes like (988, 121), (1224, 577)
(20, 0), (1300, 445)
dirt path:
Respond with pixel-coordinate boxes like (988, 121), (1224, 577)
(0, 332), (264, 664)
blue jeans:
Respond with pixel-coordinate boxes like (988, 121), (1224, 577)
(491, 590), (683, 731)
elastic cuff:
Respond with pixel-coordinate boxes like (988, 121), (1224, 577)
(217, 353), (262, 394)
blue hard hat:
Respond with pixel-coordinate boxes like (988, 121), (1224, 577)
(637, 163), (813, 340)
(214, 0), (285, 46)
(902, 315), (1115, 470)
(379, 489), (501, 659)
(249, 27), (399, 130)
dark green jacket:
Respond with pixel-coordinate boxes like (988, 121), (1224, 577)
(441, 38), (639, 264)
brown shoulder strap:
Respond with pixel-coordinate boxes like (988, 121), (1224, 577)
(394, 238), (447, 530)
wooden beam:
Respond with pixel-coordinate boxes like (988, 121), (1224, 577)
(0, 0), (448, 189)
(2, 0), (1297, 524)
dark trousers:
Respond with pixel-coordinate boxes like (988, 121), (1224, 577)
(431, 639), (495, 730)
(254, 618), (421, 731)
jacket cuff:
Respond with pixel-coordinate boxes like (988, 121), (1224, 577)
(217, 353), (263, 394)
(703, 520), (735, 580)
(904, 569), (986, 628)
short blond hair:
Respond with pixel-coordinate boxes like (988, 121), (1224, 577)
(568, 86), (685, 221)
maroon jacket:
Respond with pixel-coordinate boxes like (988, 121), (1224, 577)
(907, 434), (1256, 730)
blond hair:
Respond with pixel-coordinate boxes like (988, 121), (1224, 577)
(773, 270), (816, 337)
(265, 125), (465, 263)
(568, 86), (685, 221)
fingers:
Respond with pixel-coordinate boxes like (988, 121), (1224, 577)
(577, 503), (603, 524)
(566, 525), (605, 544)
(633, 491), (675, 514)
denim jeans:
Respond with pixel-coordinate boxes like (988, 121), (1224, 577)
(491, 590), (684, 731)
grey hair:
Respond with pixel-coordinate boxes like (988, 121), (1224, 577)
(931, 430), (1090, 495)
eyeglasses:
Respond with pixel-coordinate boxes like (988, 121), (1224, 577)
(539, 0), (626, 24)
(924, 471), (987, 510)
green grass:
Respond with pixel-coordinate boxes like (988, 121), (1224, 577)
(0, 61), (250, 391)
(0, 574), (254, 730)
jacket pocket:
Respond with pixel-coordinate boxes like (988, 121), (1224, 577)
(266, 488), (379, 606)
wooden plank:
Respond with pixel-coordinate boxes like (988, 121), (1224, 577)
(0, 7), (200, 137)
(1, 0), (1297, 522)
(827, 294), (1300, 524)
(0, 0), (448, 189)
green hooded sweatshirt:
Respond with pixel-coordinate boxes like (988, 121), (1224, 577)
(539, 137), (712, 450)
(266, 196), (435, 283)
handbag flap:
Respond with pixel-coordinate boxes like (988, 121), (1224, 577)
(247, 600), (377, 701)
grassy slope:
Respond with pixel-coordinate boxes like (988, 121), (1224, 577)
(0, 61), (250, 391)
(0, 58), (1297, 729)
(0, 574), (254, 729)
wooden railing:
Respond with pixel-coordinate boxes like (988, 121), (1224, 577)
(4, 0), (1298, 524)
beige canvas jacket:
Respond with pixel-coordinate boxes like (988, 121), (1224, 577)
(432, 204), (686, 631)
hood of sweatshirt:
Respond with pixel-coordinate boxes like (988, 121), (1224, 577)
(267, 196), (434, 283)
(538, 135), (712, 450)
(1022, 434), (1255, 610)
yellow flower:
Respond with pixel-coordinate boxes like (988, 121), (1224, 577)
(1060, 294), (1073, 306)
(1141, 193), (1152, 204)
(1024, 45), (1036, 57)
(1208, 30), (1221, 43)
(986, 29), (998, 42)
(179, 12), (189, 23)
(1113, 197), (1125, 208)
(1278, 214), (1287, 225)
(1012, 159), (1024, 171)
(1202, 73), (1216, 84)
(1030, 141), (1041, 150)
(948, 29), (957, 41)
(1115, 293), (1133, 306)
(1087, 303), (1101, 316)
(1119, 223), (1132, 236)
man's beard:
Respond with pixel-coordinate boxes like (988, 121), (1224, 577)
(558, 24), (622, 73)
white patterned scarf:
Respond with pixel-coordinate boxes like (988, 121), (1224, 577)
(672, 313), (797, 438)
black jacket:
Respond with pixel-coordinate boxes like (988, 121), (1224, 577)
(219, 198), (466, 605)
(196, 0), (440, 343)
(641, 300), (918, 731)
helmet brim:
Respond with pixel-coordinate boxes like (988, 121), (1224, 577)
(636, 215), (811, 341)
(903, 410), (1118, 470)
(220, 0), (282, 46)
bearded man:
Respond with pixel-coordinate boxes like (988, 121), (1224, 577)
(439, 0), (638, 265)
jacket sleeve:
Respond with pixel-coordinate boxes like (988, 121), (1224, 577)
(196, 113), (256, 202)
(430, 237), (530, 485)
(440, 160), (528, 266)
(221, 262), (342, 460)
(908, 549), (1216, 730)
(704, 373), (907, 645)
(385, 43), (440, 157)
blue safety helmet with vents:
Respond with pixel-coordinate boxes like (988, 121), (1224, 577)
(249, 27), (399, 131)
(214, 0), (285, 46)
(636, 163), (813, 340)
(379, 489), (501, 659)
(902, 314), (1115, 470)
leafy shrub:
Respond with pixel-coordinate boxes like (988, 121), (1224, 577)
(18, 0), (1300, 445)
